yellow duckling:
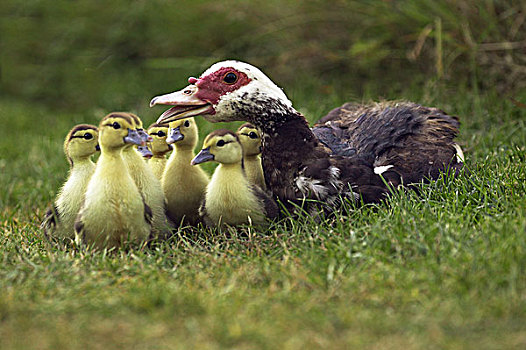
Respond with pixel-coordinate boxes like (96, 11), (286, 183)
(122, 113), (170, 235)
(162, 117), (209, 226)
(236, 123), (266, 190)
(192, 130), (279, 227)
(75, 113), (151, 248)
(41, 124), (99, 240)
(147, 123), (172, 181)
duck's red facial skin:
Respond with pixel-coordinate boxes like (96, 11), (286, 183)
(188, 67), (252, 105)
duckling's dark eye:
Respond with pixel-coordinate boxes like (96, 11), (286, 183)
(83, 133), (93, 140)
(112, 122), (121, 129)
(223, 72), (238, 84)
(248, 132), (258, 139)
(157, 131), (166, 137)
(217, 140), (226, 147)
(184, 121), (190, 127)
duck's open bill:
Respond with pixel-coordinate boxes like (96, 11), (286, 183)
(150, 84), (213, 124)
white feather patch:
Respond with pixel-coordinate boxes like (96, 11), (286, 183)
(329, 166), (341, 179)
(295, 165), (343, 202)
(295, 176), (329, 200)
(453, 143), (465, 163)
(374, 165), (394, 175)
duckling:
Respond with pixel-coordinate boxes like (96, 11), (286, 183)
(162, 117), (209, 226)
(192, 130), (278, 227)
(147, 123), (172, 181)
(236, 123), (266, 190)
(75, 113), (151, 248)
(41, 124), (99, 240)
(121, 113), (170, 235)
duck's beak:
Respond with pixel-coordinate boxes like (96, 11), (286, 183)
(191, 147), (214, 165)
(137, 145), (153, 159)
(137, 128), (153, 143)
(166, 126), (183, 144)
(150, 84), (214, 125)
(124, 129), (143, 146)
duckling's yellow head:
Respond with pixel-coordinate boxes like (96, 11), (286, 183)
(192, 129), (242, 165)
(128, 113), (152, 144)
(166, 117), (198, 148)
(64, 124), (99, 166)
(99, 113), (143, 151)
(236, 123), (262, 157)
(147, 123), (172, 155)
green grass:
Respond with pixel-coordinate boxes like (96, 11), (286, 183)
(1, 80), (525, 349)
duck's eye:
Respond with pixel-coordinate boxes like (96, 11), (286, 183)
(83, 133), (93, 140)
(248, 132), (258, 139)
(184, 120), (190, 127)
(216, 140), (226, 147)
(223, 72), (238, 85)
(157, 131), (166, 137)
(112, 122), (121, 129)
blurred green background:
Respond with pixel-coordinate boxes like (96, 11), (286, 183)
(1, 0), (525, 192)
(2, 0), (524, 117)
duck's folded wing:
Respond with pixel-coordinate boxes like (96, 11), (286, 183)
(73, 215), (84, 242)
(314, 102), (463, 185)
(41, 204), (59, 240)
(198, 197), (214, 227)
(142, 196), (153, 228)
(250, 185), (280, 220)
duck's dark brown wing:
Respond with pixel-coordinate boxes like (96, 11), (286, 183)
(313, 101), (463, 186)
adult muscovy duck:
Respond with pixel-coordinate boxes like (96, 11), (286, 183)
(150, 60), (464, 212)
